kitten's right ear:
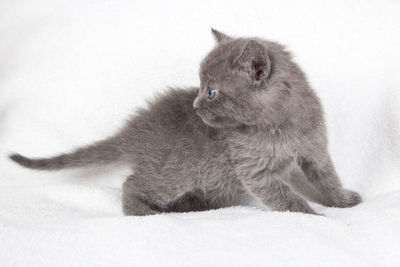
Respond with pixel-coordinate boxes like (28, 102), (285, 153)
(211, 28), (232, 43)
(234, 40), (271, 84)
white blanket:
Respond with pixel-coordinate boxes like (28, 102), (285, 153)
(1, 0), (400, 266)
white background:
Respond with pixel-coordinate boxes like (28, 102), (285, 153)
(1, 0), (400, 266)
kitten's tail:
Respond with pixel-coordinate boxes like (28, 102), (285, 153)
(9, 137), (123, 171)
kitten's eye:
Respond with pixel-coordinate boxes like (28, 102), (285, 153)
(207, 88), (217, 99)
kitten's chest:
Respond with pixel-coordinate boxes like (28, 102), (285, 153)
(228, 130), (296, 174)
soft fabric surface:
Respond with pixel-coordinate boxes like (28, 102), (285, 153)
(1, 0), (400, 266)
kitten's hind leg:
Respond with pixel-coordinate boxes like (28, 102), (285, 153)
(165, 192), (214, 213)
(299, 154), (361, 208)
(122, 175), (160, 216)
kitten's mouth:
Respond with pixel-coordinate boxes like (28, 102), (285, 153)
(196, 113), (213, 126)
(197, 112), (238, 128)
(195, 111), (216, 126)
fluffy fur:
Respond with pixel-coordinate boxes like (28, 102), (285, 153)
(9, 29), (361, 215)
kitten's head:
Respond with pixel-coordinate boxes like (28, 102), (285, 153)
(194, 29), (291, 128)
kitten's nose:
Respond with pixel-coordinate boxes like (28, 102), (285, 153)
(193, 97), (200, 110)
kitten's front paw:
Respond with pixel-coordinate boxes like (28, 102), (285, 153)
(334, 189), (362, 208)
(284, 199), (318, 215)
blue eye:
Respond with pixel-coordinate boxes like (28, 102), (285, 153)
(208, 88), (217, 99)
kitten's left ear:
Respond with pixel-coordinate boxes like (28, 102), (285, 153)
(234, 40), (271, 83)
(211, 28), (232, 43)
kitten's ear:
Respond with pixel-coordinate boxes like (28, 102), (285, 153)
(234, 40), (271, 83)
(211, 28), (232, 43)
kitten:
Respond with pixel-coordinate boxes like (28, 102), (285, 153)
(9, 29), (361, 215)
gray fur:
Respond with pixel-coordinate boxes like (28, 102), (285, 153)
(9, 29), (361, 215)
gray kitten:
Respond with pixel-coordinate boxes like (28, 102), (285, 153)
(9, 29), (361, 215)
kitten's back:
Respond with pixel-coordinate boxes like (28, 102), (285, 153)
(10, 87), (203, 171)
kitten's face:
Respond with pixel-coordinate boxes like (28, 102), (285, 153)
(194, 31), (272, 128)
